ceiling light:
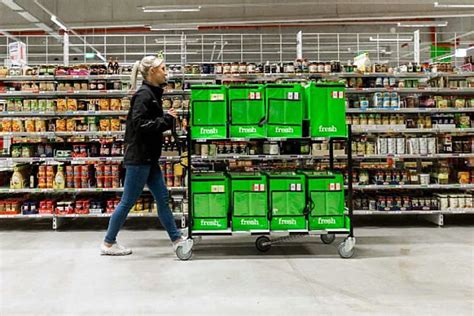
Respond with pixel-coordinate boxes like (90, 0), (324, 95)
(434, 2), (474, 8)
(35, 22), (53, 32)
(397, 21), (448, 27)
(150, 24), (198, 31)
(369, 37), (413, 42)
(96, 52), (106, 62)
(18, 11), (39, 22)
(142, 5), (201, 13)
(51, 15), (68, 31)
(1, 0), (22, 11)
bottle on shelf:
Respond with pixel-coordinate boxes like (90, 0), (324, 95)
(53, 165), (65, 189)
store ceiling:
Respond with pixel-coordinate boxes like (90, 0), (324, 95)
(0, 0), (473, 33)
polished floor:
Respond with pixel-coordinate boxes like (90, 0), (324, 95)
(0, 217), (473, 316)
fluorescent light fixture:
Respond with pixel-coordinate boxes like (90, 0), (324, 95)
(434, 2), (474, 8)
(1, 0), (23, 11)
(397, 21), (448, 27)
(142, 5), (201, 13)
(369, 37), (413, 42)
(35, 22), (54, 32)
(51, 15), (68, 31)
(18, 11), (39, 22)
(455, 48), (467, 58)
(150, 24), (198, 31)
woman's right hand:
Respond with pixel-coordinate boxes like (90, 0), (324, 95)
(167, 108), (177, 118)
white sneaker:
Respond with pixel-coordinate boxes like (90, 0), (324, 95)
(173, 236), (193, 255)
(180, 228), (202, 244)
(100, 242), (132, 256)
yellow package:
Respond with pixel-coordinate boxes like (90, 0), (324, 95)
(66, 119), (76, 132)
(56, 119), (66, 132)
(25, 119), (35, 132)
(12, 119), (23, 132)
(100, 119), (110, 131)
(57, 99), (67, 112)
(35, 120), (46, 132)
(99, 99), (110, 111)
(110, 119), (120, 131)
(67, 99), (78, 111)
(110, 99), (121, 110)
(2, 119), (12, 132)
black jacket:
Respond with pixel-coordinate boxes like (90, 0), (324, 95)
(123, 81), (174, 165)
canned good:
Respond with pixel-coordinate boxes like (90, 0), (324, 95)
(377, 138), (388, 155)
(396, 138), (405, 154)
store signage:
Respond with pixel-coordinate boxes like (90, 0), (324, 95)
(8, 41), (27, 66)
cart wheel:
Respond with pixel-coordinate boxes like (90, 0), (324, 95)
(320, 234), (336, 244)
(337, 240), (355, 259)
(255, 236), (271, 252)
(176, 247), (193, 261)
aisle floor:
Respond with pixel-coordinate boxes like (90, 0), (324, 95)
(1, 223), (473, 316)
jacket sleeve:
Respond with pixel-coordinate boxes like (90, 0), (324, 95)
(131, 90), (174, 133)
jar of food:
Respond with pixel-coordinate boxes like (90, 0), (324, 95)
(324, 62), (332, 73)
(231, 62), (240, 74)
(223, 63), (232, 74)
(239, 62), (247, 74)
(247, 63), (256, 73)
(458, 171), (470, 184)
(308, 63), (318, 73)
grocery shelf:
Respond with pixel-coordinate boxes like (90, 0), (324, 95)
(353, 209), (474, 215)
(352, 183), (474, 190)
(0, 131), (126, 138)
(0, 90), (190, 98)
(192, 154), (315, 161)
(347, 108), (474, 114)
(0, 155), (181, 163)
(346, 87), (474, 94)
(0, 212), (186, 219)
(0, 214), (55, 218)
(351, 127), (474, 134)
(0, 186), (187, 194)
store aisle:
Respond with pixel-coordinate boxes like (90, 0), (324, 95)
(1, 226), (473, 316)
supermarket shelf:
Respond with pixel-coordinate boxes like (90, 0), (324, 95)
(353, 209), (474, 215)
(346, 87), (474, 94)
(0, 111), (126, 117)
(351, 127), (474, 134)
(0, 155), (181, 163)
(0, 214), (55, 218)
(354, 153), (474, 159)
(192, 154), (315, 161)
(0, 212), (186, 219)
(347, 108), (474, 114)
(0, 186), (187, 194)
(352, 183), (474, 190)
(353, 210), (441, 215)
(0, 131), (125, 138)
(0, 90), (190, 98)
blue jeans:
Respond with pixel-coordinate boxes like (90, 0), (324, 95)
(104, 164), (181, 244)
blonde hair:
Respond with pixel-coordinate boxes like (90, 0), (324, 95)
(130, 55), (164, 90)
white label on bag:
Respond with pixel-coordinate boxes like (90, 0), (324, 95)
(256, 92), (261, 100)
(211, 185), (218, 193)
(211, 94), (224, 101)
(296, 183), (302, 191)
(249, 92), (255, 100)
(290, 183), (296, 191)
(288, 92), (294, 100)
(338, 91), (344, 99)
(294, 92), (299, 100)
(253, 184), (259, 191)
(336, 183), (341, 190)
(332, 91), (338, 98)
(260, 184), (265, 191)
(329, 183), (335, 190)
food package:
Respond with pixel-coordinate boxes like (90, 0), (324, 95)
(121, 98), (130, 111)
(100, 119), (110, 131)
(56, 119), (66, 132)
(67, 99), (78, 111)
(110, 99), (121, 111)
(57, 99), (67, 112)
(66, 119), (76, 132)
(2, 119), (12, 132)
(99, 99), (110, 111)
(12, 119), (24, 132)
(25, 119), (35, 132)
(110, 119), (120, 131)
(35, 119), (46, 132)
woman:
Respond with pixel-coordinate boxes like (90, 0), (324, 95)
(101, 55), (193, 257)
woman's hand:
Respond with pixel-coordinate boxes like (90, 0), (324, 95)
(167, 108), (178, 118)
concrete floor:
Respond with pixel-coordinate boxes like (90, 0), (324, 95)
(0, 220), (473, 316)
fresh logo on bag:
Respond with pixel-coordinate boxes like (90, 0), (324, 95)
(318, 125), (337, 132)
(240, 218), (259, 226)
(318, 217), (336, 225)
(239, 127), (257, 133)
(201, 219), (222, 227)
(200, 127), (219, 134)
(275, 127), (294, 133)
(278, 218), (297, 225)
